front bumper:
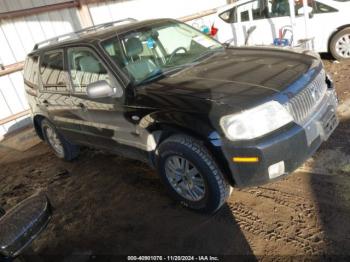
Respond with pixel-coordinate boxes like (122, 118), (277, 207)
(221, 89), (338, 187)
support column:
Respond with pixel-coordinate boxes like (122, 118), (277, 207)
(77, 0), (94, 28)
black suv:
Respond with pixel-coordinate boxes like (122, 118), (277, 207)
(24, 18), (338, 213)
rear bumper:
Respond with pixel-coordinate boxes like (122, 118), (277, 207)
(221, 89), (338, 187)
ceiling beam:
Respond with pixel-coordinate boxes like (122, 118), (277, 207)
(0, 62), (25, 77)
(77, 0), (94, 27)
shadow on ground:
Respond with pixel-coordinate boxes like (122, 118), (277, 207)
(308, 116), (350, 256)
(0, 144), (255, 260)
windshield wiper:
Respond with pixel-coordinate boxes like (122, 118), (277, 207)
(193, 48), (224, 63)
(138, 64), (195, 85)
(137, 49), (223, 86)
(137, 69), (164, 85)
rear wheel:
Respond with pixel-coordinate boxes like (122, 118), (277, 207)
(0, 207), (5, 217)
(41, 119), (79, 161)
(157, 134), (231, 213)
(330, 27), (350, 60)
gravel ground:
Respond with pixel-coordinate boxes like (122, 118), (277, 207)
(1, 58), (350, 260)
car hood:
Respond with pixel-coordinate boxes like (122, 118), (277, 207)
(142, 47), (320, 109)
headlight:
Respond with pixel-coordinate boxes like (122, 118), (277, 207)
(220, 101), (293, 141)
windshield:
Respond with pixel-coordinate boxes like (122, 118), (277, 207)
(101, 21), (223, 85)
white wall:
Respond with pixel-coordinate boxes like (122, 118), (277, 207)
(88, 0), (227, 25)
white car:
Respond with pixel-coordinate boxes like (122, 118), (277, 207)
(214, 0), (350, 60)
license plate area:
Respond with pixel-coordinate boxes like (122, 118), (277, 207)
(304, 106), (338, 146)
(320, 106), (338, 140)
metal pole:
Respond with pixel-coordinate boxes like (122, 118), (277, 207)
(288, 0), (296, 47)
(303, 0), (310, 47)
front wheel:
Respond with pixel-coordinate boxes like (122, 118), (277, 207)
(330, 27), (350, 60)
(157, 134), (231, 213)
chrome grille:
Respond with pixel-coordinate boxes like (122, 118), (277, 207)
(285, 70), (327, 124)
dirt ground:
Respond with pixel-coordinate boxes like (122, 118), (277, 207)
(1, 58), (350, 261)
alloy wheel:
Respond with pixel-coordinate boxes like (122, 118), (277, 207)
(164, 155), (206, 201)
(335, 34), (350, 58)
(45, 126), (64, 156)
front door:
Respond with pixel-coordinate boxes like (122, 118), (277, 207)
(66, 46), (143, 152)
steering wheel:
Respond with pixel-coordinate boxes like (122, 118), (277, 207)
(166, 47), (188, 64)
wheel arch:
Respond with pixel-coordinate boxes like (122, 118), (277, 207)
(328, 24), (350, 53)
(146, 120), (235, 186)
(32, 114), (47, 140)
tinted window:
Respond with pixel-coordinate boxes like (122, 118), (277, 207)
(271, 0), (291, 17)
(240, 10), (250, 22)
(102, 40), (125, 68)
(251, 0), (316, 19)
(253, 7), (267, 20)
(314, 1), (338, 13)
(40, 51), (67, 92)
(24, 55), (39, 86)
(68, 48), (110, 93)
(219, 7), (238, 23)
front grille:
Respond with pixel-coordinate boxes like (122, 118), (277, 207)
(285, 70), (327, 124)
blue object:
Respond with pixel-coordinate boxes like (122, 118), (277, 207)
(201, 25), (210, 35)
(147, 37), (155, 48)
(273, 38), (290, 47)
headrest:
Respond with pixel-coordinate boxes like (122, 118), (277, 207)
(125, 37), (143, 57)
(79, 56), (101, 73)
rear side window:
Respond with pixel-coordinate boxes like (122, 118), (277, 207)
(24, 55), (39, 87)
(240, 10), (250, 22)
(314, 1), (338, 13)
(40, 51), (68, 93)
(219, 7), (238, 23)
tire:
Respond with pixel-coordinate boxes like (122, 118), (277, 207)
(41, 119), (79, 161)
(330, 27), (350, 61)
(0, 207), (5, 217)
(157, 134), (230, 214)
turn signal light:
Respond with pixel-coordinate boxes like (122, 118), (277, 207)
(232, 157), (259, 163)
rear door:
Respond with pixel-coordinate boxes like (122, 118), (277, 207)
(248, 0), (293, 46)
(38, 49), (85, 143)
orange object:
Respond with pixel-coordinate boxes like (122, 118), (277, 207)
(232, 157), (259, 163)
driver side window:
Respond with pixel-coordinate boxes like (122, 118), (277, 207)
(67, 47), (111, 93)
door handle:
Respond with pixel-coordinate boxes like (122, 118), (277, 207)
(78, 102), (87, 111)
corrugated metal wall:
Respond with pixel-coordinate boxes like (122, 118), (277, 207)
(0, 0), (226, 138)
(88, 0), (226, 24)
(0, 0), (82, 137)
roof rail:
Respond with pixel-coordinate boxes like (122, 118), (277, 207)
(33, 18), (137, 50)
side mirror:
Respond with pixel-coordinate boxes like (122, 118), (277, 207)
(0, 194), (52, 258)
(87, 80), (123, 99)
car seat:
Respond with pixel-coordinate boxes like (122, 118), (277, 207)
(124, 37), (157, 81)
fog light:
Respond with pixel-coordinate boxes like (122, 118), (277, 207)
(268, 161), (285, 179)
